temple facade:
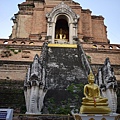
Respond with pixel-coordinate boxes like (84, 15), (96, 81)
(0, 0), (120, 113)
(0, 0), (119, 81)
(11, 0), (108, 43)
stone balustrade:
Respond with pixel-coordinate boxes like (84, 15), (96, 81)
(82, 43), (120, 51)
(0, 38), (44, 46)
(0, 39), (119, 51)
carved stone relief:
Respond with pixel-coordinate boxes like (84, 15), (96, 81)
(46, 2), (79, 44)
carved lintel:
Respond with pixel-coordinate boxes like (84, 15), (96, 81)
(46, 2), (79, 23)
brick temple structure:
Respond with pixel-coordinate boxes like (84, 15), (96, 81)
(0, 0), (120, 114)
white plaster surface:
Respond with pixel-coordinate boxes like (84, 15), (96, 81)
(72, 113), (119, 120)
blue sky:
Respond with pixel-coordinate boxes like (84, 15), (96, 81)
(0, 0), (120, 44)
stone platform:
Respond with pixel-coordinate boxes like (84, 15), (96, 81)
(72, 113), (120, 120)
(13, 114), (73, 120)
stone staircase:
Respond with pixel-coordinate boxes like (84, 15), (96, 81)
(46, 47), (87, 89)
(42, 44), (89, 114)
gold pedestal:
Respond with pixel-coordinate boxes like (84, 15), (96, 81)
(80, 105), (111, 114)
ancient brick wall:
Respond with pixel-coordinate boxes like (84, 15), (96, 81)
(92, 16), (108, 43)
(81, 9), (92, 38)
(10, 0), (108, 43)
(82, 43), (120, 81)
(31, 10), (46, 35)
(0, 63), (29, 81)
(0, 39), (43, 80)
(0, 79), (26, 113)
(0, 48), (41, 62)
(16, 15), (33, 38)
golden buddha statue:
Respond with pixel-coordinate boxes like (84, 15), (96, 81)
(59, 28), (63, 39)
(80, 71), (111, 114)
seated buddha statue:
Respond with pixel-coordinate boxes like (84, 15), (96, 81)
(80, 71), (111, 114)
(59, 28), (63, 39)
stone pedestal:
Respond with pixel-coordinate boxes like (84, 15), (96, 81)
(72, 113), (119, 120)
(80, 105), (111, 114)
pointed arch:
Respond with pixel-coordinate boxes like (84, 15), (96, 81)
(46, 2), (79, 44)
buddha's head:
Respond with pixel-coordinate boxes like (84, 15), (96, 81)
(88, 71), (94, 83)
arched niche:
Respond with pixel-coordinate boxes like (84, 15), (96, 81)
(46, 2), (79, 44)
(55, 15), (69, 43)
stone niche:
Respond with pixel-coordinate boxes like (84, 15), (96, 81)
(46, 2), (79, 44)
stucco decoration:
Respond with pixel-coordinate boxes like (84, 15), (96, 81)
(46, 2), (79, 23)
(95, 58), (118, 113)
(46, 2), (79, 44)
(24, 43), (48, 114)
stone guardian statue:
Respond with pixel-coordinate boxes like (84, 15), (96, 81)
(24, 54), (47, 114)
(95, 58), (118, 113)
